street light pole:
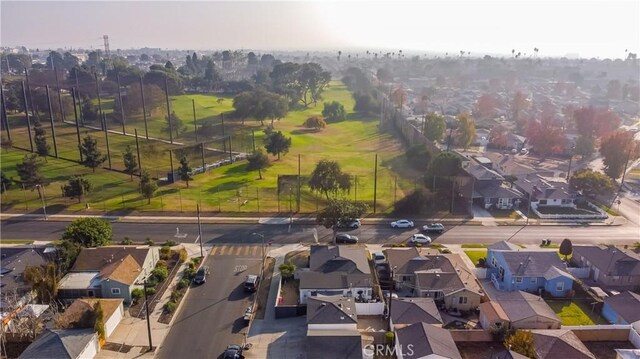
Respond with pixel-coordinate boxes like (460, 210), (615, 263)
(35, 184), (48, 220)
(143, 277), (153, 351)
(197, 204), (204, 258)
(387, 265), (397, 331)
(253, 232), (265, 278)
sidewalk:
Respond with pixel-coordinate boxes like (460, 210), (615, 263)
(95, 243), (208, 359)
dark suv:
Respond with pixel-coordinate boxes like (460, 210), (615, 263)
(193, 266), (209, 285)
(335, 233), (359, 244)
(244, 275), (260, 292)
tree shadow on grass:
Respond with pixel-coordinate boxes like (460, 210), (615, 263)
(205, 180), (251, 194)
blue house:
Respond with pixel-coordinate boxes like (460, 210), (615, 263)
(602, 291), (640, 325)
(487, 242), (574, 297)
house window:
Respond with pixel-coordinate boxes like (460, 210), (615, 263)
(459, 297), (467, 304)
(111, 288), (121, 295)
(499, 266), (505, 281)
(87, 290), (95, 297)
(402, 276), (411, 282)
(531, 277), (537, 283)
(539, 200), (547, 205)
(556, 282), (564, 291)
(515, 277), (523, 283)
(613, 276), (620, 281)
(491, 257), (497, 267)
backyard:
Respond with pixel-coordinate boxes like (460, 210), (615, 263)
(546, 300), (608, 326)
(1, 81), (422, 214)
(464, 250), (487, 267)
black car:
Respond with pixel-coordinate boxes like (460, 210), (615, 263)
(335, 233), (359, 244)
(421, 223), (445, 234)
(244, 274), (260, 292)
(193, 266), (209, 285)
(223, 344), (244, 359)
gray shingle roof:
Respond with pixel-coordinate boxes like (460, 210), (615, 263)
(494, 350), (529, 359)
(307, 296), (357, 325)
(488, 241), (520, 251)
(391, 298), (443, 325)
(500, 251), (567, 277)
(71, 246), (151, 271)
(573, 245), (640, 276)
(0, 247), (48, 298)
(386, 249), (456, 275)
(532, 329), (596, 359)
(476, 184), (524, 199)
(307, 329), (362, 359)
(18, 329), (97, 359)
(466, 163), (504, 181)
(395, 322), (462, 359)
(310, 245), (370, 274)
(494, 291), (560, 323)
(299, 272), (372, 290)
(603, 291), (640, 323)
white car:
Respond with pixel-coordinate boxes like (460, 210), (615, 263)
(338, 219), (361, 229)
(410, 234), (432, 244)
(372, 252), (386, 265)
(390, 219), (414, 228)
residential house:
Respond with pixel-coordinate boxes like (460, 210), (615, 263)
(307, 330), (363, 359)
(58, 246), (159, 304)
(0, 247), (51, 310)
(514, 174), (576, 208)
(299, 245), (372, 304)
(18, 329), (99, 359)
(602, 291), (640, 325)
(480, 291), (561, 329)
(572, 245), (640, 290)
(506, 133), (527, 151)
(390, 298), (443, 330)
(56, 298), (124, 338)
(395, 322), (462, 359)
(307, 296), (357, 331)
(413, 259), (483, 311)
(486, 246), (573, 297)
(531, 329), (596, 359)
(460, 162), (524, 210)
(493, 350), (529, 359)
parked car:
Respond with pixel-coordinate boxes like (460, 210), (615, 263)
(410, 234), (432, 244)
(520, 148), (528, 155)
(422, 223), (445, 234)
(193, 266), (209, 285)
(335, 233), (359, 244)
(337, 219), (361, 229)
(383, 290), (399, 299)
(390, 219), (414, 228)
(243, 305), (254, 322)
(244, 275), (260, 292)
(223, 344), (244, 359)
(372, 252), (386, 265)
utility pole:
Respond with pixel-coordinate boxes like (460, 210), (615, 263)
(21, 81), (34, 152)
(74, 68), (84, 125)
(95, 73), (104, 129)
(297, 154), (301, 212)
(143, 277), (153, 352)
(35, 184), (48, 220)
(24, 68), (35, 118)
(0, 84), (11, 141)
(53, 66), (65, 122)
(102, 114), (111, 169)
(197, 204), (204, 258)
(373, 154), (378, 213)
(45, 86), (59, 158)
(192, 99), (198, 142)
(72, 88), (83, 162)
(164, 78), (173, 143)
(140, 75), (149, 139)
(116, 73), (126, 134)
(135, 129), (142, 175)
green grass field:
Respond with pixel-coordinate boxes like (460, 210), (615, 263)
(464, 250), (486, 266)
(1, 81), (420, 214)
(547, 300), (608, 326)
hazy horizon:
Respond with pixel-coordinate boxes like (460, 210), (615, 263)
(1, 0), (639, 59)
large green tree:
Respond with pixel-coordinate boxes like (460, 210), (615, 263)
(79, 135), (106, 172)
(574, 135), (595, 159)
(62, 217), (112, 247)
(246, 149), (270, 179)
(62, 176), (92, 203)
(24, 262), (59, 304)
(316, 199), (368, 243)
(428, 152), (462, 178)
(308, 160), (351, 200)
(322, 101), (346, 123)
(504, 330), (535, 358)
(139, 170), (158, 204)
(1, 171), (11, 193)
(423, 113), (446, 142)
(16, 154), (45, 189)
(177, 155), (193, 188)
(455, 112), (476, 149)
(303, 115), (327, 131)
(600, 130), (639, 179)
(164, 111), (185, 138)
(570, 169), (616, 198)
(264, 130), (292, 160)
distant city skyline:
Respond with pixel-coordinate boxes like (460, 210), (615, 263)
(1, 1), (638, 59)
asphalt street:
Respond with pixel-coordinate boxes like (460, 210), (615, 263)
(1, 219), (638, 245)
(156, 246), (261, 359)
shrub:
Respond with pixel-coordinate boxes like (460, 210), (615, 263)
(440, 249), (451, 254)
(152, 266), (169, 282)
(384, 331), (395, 345)
(164, 240), (178, 247)
(183, 268), (195, 280)
(144, 238), (154, 246)
(164, 301), (177, 313)
(188, 261), (196, 270)
(478, 258), (487, 267)
(490, 324), (510, 342)
(145, 276), (158, 288)
(170, 290), (183, 302)
(191, 257), (202, 265)
(121, 237), (133, 245)
(177, 278), (190, 290)
(160, 246), (171, 260)
(131, 288), (144, 301)
(393, 188), (432, 215)
(145, 287), (156, 295)
(178, 248), (188, 263)
(157, 260), (168, 269)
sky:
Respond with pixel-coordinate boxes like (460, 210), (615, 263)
(1, 0), (639, 59)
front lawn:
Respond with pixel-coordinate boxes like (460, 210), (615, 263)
(547, 300), (608, 326)
(464, 250), (487, 267)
